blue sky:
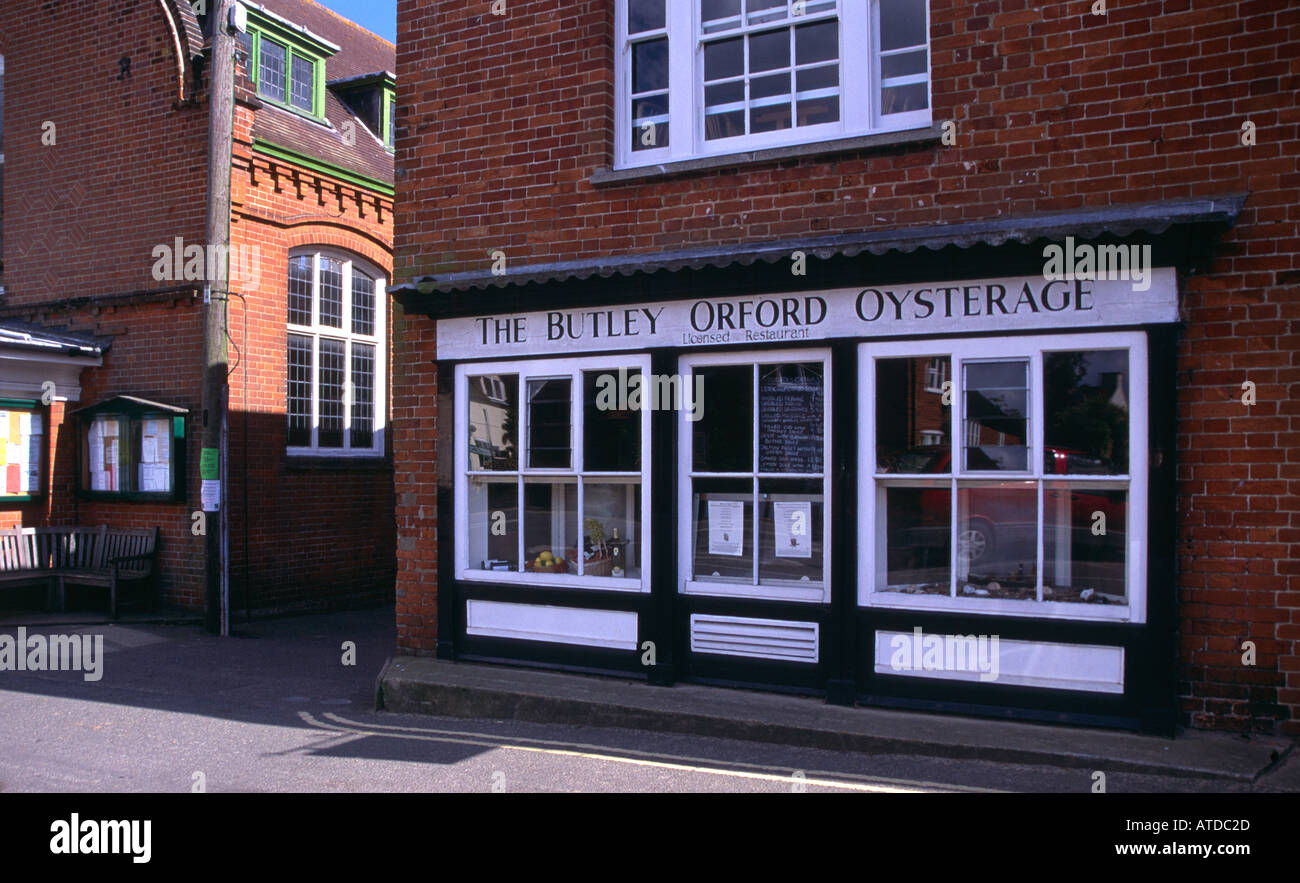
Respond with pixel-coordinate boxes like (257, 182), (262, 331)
(314, 0), (396, 43)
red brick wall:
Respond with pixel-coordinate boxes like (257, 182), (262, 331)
(390, 300), (438, 654)
(393, 0), (1300, 732)
(0, 0), (208, 607)
(226, 100), (397, 611)
(1, 1), (396, 614)
(1, 0), (209, 303)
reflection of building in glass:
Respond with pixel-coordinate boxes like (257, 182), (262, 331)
(467, 375), (516, 470)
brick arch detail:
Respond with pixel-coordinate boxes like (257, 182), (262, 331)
(155, 0), (205, 101)
(283, 227), (393, 278)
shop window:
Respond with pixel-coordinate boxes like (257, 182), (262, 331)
(859, 333), (1147, 622)
(73, 397), (187, 502)
(0, 400), (46, 500)
(617, 0), (931, 170)
(679, 351), (831, 603)
(456, 356), (651, 590)
(286, 250), (386, 456)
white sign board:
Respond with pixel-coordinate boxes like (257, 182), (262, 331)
(436, 270), (1179, 360)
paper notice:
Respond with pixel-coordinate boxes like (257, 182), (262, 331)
(707, 500), (745, 557)
(104, 439), (118, 466)
(201, 479), (221, 512)
(773, 501), (813, 559)
(8, 412), (20, 441)
(140, 464), (168, 492)
(142, 435), (158, 464)
(5, 464), (18, 494)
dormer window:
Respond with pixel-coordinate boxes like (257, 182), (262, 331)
(258, 37), (288, 103)
(385, 91), (396, 149)
(290, 55), (315, 111)
(242, 7), (336, 123)
(334, 74), (397, 150)
(254, 34), (319, 116)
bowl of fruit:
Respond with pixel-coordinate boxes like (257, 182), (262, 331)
(525, 550), (569, 574)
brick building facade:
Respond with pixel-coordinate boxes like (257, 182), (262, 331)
(0, 0), (396, 615)
(390, 0), (1298, 734)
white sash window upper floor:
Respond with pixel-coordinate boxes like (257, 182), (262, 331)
(616, 0), (931, 170)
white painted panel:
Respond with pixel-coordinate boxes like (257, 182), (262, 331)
(874, 630), (1124, 694)
(465, 600), (639, 651)
(438, 271), (1179, 359)
(691, 614), (819, 663)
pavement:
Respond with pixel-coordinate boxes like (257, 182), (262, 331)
(1, 603), (1296, 791)
(381, 655), (1300, 788)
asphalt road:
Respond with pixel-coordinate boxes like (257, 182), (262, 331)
(0, 608), (1282, 794)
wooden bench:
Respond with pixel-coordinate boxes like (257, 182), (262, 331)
(0, 525), (160, 619)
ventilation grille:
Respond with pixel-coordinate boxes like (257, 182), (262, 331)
(690, 615), (819, 663)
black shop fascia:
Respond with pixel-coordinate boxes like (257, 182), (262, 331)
(390, 196), (1242, 733)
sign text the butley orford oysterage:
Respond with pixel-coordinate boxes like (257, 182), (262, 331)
(436, 269), (1179, 360)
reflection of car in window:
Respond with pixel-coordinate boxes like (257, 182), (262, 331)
(885, 446), (1126, 568)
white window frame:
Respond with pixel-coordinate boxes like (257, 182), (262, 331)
(455, 354), (654, 593)
(286, 248), (387, 457)
(923, 356), (947, 393)
(614, 0), (932, 170)
(678, 348), (833, 604)
(857, 332), (1149, 623)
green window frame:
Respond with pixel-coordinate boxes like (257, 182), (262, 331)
(246, 27), (327, 122)
(383, 89), (396, 149)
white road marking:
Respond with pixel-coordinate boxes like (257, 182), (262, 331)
(298, 711), (1000, 793)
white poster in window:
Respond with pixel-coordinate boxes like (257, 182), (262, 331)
(142, 435), (158, 464)
(88, 439), (104, 475)
(773, 501), (813, 559)
(707, 500), (744, 557)
(140, 464), (169, 493)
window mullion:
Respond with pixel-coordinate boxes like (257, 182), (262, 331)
(343, 262), (353, 447)
(343, 338), (353, 447)
(843, 0), (869, 130)
(310, 336), (320, 450)
(669, 8), (691, 160)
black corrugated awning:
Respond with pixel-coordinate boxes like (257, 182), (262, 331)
(392, 194), (1245, 306)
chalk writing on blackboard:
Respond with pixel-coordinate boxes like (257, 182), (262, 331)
(759, 367), (823, 474)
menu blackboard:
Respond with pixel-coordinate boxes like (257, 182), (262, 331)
(759, 370), (824, 474)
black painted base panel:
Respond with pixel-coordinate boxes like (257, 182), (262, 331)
(857, 690), (1142, 733)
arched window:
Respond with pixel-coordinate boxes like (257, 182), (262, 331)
(286, 249), (386, 455)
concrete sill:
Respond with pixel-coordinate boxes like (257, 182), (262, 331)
(590, 124), (944, 186)
(283, 456), (393, 474)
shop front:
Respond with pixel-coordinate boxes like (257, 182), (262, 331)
(399, 200), (1241, 733)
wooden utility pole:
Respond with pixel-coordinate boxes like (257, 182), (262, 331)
(203, 0), (234, 635)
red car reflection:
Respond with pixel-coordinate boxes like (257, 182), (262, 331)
(886, 447), (1126, 569)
